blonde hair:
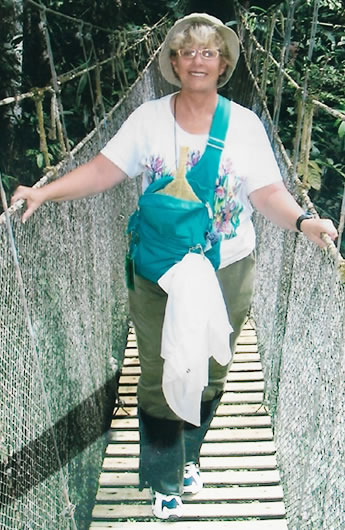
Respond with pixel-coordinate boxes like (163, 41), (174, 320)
(169, 23), (230, 64)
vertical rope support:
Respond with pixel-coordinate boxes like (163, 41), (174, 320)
(300, 101), (314, 188)
(34, 89), (50, 168)
(39, 7), (72, 163)
(271, 0), (296, 135)
(77, 25), (101, 143)
(0, 174), (78, 530)
(90, 34), (107, 121)
(260, 11), (276, 98)
(292, 0), (320, 180)
(48, 90), (57, 140)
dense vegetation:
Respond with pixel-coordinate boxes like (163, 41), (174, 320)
(1, 0), (344, 246)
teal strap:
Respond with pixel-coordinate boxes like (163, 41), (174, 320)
(187, 95), (231, 204)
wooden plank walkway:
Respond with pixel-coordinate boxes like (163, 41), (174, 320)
(90, 321), (288, 529)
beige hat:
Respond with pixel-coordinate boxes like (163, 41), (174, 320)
(159, 12), (240, 88)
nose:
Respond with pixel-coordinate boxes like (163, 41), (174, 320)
(191, 51), (203, 64)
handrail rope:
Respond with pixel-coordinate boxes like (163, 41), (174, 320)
(239, 33), (345, 279)
(0, 173), (78, 529)
(237, 9), (345, 122)
(0, 18), (169, 108)
(26, 0), (168, 35)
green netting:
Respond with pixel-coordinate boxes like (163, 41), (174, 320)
(232, 7), (345, 529)
(0, 55), (172, 529)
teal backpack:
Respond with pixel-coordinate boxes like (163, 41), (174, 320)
(127, 95), (231, 285)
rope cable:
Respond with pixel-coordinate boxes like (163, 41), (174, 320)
(39, 7), (72, 164)
(271, 0), (296, 136)
(0, 173), (78, 529)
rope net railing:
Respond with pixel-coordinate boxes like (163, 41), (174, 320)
(231, 2), (345, 529)
(0, 3), (174, 527)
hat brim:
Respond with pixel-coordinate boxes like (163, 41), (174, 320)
(159, 13), (240, 88)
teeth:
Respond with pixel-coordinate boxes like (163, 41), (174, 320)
(191, 72), (205, 76)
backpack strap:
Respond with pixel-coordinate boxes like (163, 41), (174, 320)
(187, 95), (231, 205)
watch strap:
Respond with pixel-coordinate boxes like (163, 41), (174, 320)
(296, 212), (313, 232)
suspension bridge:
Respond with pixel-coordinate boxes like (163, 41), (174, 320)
(1, 2), (345, 529)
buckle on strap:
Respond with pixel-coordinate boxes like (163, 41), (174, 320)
(188, 243), (205, 256)
(207, 136), (225, 150)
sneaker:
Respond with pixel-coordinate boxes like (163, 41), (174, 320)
(151, 490), (183, 519)
(183, 462), (203, 494)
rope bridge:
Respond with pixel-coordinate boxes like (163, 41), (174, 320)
(1, 1), (345, 528)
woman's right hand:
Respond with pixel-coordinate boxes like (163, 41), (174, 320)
(11, 185), (45, 223)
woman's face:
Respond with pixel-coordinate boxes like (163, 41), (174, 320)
(170, 43), (226, 93)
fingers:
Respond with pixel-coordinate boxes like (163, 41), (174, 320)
(10, 185), (43, 223)
(301, 218), (338, 249)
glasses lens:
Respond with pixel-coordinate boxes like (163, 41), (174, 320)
(201, 49), (219, 59)
(179, 49), (196, 58)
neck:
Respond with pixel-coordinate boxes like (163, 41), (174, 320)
(173, 90), (218, 134)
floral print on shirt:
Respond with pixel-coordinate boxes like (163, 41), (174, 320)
(144, 151), (244, 239)
(145, 155), (174, 183)
(214, 158), (244, 239)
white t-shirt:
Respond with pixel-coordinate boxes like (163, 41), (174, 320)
(101, 93), (282, 268)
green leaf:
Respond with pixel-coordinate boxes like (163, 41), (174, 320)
(36, 152), (44, 168)
(307, 160), (322, 191)
(338, 121), (345, 138)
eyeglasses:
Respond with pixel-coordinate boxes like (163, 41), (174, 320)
(177, 48), (221, 60)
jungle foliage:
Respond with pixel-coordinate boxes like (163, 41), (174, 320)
(245, 0), (345, 237)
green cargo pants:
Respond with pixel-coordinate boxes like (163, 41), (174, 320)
(128, 251), (256, 421)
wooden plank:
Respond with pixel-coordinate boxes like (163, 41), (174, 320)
(216, 403), (268, 415)
(237, 329), (256, 336)
(95, 485), (284, 502)
(229, 362), (262, 372)
(104, 441), (276, 457)
(118, 382), (266, 395)
(236, 344), (258, 352)
(99, 469), (282, 487)
(222, 392), (264, 403)
(102, 455), (278, 471)
(108, 427), (273, 443)
(111, 415), (272, 430)
(112, 403), (269, 419)
(210, 415), (271, 428)
(225, 381), (264, 391)
(226, 371), (263, 381)
(121, 366), (141, 375)
(90, 520), (288, 530)
(92, 501), (286, 519)
(114, 392), (264, 406)
(236, 336), (258, 345)
(118, 371), (266, 385)
(232, 353), (260, 363)
(121, 359), (264, 373)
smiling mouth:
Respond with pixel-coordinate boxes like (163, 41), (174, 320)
(190, 72), (207, 77)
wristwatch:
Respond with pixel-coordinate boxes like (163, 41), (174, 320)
(296, 212), (314, 232)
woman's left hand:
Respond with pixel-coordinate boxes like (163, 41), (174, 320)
(299, 217), (338, 248)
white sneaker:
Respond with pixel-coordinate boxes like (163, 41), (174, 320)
(183, 462), (203, 494)
(151, 490), (183, 519)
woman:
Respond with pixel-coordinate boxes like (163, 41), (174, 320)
(12, 13), (337, 520)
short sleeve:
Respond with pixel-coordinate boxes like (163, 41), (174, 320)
(101, 102), (150, 178)
(229, 104), (282, 195)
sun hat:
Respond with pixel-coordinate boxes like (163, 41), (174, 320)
(159, 12), (240, 88)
